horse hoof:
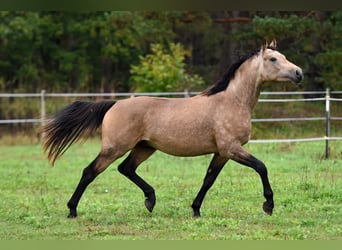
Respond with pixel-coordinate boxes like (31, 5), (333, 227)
(262, 201), (273, 215)
(67, 213), (77, 219)
(193, 211), (201, 218)
(145, 199), (155, 213)
(191, 204), (201, 218)
(67, 209), (78, 218)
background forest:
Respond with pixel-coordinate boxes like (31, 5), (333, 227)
(1, 11), (342, 94)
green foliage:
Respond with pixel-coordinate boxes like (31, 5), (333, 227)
(315, 50), (342, 89)
(0, 12), (41, 91)
(130, 43), (204, 92)
(313, 12), (342, 89)
(253, 15), (319, 41)
(0, 11), (175, 92)
(2, 11), (342, 93)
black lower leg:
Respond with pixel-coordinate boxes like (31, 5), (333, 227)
(118, 154), (156, 213)
(67, 157), (98, 218)
(261, 176), (274, 215)
(248, 155), (274, 215)
(192, 154), (227, 217)
(233, 153), (274, 215)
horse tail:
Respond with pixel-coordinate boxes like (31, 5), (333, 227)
(41, 100), (116, 165)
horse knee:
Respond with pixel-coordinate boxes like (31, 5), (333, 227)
(242, 155), (268, 177)
(255, 161), (268, 176)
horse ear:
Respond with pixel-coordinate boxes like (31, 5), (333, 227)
(261, 39), (268, 53)
(269, 39), (277, 49)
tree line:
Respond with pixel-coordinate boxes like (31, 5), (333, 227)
(1, 11), (342, 94)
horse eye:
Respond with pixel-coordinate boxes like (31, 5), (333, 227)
(270, 57), (277, 62)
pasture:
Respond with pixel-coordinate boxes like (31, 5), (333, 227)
(0, 139), (341, 240)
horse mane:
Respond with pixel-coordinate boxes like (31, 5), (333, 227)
(201, 44), (276, 96)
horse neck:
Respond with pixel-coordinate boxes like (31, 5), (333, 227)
(225, 58), (262, 112)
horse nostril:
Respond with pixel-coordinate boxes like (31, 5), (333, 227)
(295, 69), (303, 82)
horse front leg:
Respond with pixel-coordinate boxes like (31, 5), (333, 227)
(231, 146), (274, 215)
(192, 154), (228, 217)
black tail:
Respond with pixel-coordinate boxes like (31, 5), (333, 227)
(41, 100), (116, 165)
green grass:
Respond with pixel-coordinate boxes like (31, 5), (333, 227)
(0, 139), (341, 239)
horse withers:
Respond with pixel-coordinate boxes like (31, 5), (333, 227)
(41, 39), (303, 218)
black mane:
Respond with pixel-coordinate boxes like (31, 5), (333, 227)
(201, 50), (259, 96)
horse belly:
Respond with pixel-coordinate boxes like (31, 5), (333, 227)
(151, 140), (216, 157)
(146, 127), (217, 157)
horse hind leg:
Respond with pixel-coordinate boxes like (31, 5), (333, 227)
(66, 148), (125, 218)
(66, 157), (98, 218)
(117, 142), (156, 213)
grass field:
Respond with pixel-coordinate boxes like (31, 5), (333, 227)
(0, 139), (341, 239)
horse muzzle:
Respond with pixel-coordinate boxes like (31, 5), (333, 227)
(293, 67), (304, 84)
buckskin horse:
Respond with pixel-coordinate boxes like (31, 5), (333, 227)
(41, 39), (303, 218)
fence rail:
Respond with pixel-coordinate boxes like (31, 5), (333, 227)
(1, 89), (342, 158)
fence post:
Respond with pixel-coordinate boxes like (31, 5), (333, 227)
(325, 88), (330, 159)
(184, 89), (190, 97)
(40, 90), (46, 139)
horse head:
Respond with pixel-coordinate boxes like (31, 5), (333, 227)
(259, 39), (304, 84)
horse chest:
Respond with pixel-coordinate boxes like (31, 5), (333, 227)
(214, 115), (251, 146)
